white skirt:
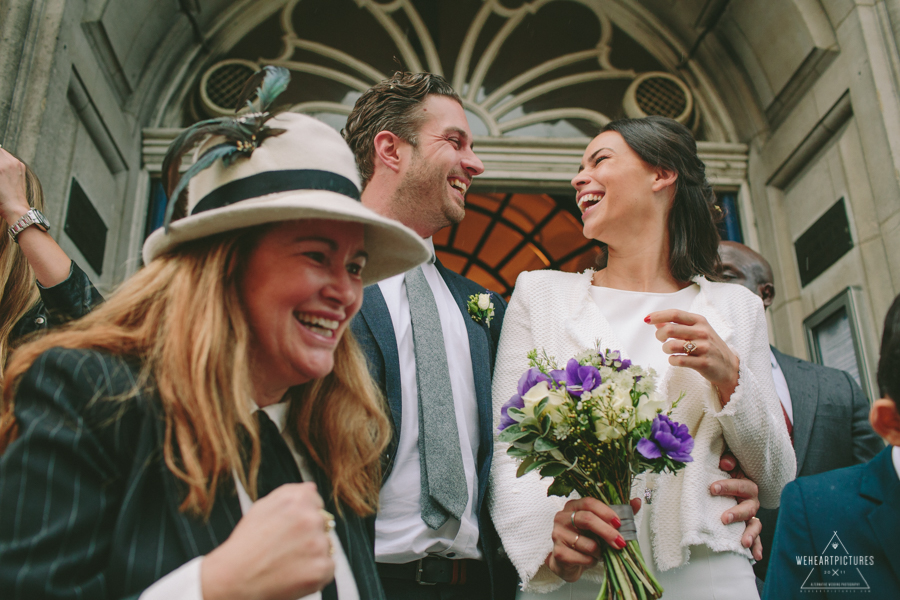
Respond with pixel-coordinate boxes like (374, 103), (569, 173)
(515, 500), (759, 600)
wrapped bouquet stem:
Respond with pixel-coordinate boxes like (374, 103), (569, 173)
(497, 346), (694, 600)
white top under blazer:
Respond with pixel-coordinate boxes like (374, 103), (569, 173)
(488, 270), (795, 593)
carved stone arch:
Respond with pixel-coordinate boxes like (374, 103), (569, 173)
(140, 0), (751, 294)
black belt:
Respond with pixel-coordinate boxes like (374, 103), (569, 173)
(377, 556), (489, 585)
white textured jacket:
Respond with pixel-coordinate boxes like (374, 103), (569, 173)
(488, 270), (795, 592)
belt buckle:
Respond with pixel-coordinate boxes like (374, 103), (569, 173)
(415, 557), (437, 586)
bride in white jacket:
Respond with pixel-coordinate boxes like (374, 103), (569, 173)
(489, 116), (794, 600)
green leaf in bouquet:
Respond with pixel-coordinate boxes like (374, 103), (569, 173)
(535, 396), (550, 418)
(534, 437), (558, 453)
(519, 416), (539, 429)
(518, 457), (550, 477)
(506, 446), (532, 458)
(540, 413), (552, 434)
(506, 407), (526, 421)
(539, 462), (568, 477)
(514, 432), (538, 446)
(515, 456), (535, 478)
(498, 424), (531, 442)
(546, 478), (575, 497)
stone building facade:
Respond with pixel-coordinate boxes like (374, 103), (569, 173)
(2, 0), (898, 398)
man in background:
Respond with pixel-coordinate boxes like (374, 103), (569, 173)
(717, 241), (883, 584)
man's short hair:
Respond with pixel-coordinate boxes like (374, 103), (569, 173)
(342, 72), (462, 188)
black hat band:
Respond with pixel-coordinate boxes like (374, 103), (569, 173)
(191, 169), (361, 216)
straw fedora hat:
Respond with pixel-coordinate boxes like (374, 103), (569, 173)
(142, 111), (429, 285)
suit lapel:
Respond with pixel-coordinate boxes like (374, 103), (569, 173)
(861, 448), (900, 583)
(773, 346), (818, 474)
(358, 285), (403, 431)
(435, 261), (494, 512)
(308, 461), (385, 599)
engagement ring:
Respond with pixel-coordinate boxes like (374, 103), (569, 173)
(683, 340), (697, 355)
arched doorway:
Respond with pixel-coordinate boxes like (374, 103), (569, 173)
(142, 0), (749, 292)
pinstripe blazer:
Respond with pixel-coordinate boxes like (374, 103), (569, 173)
(0, 347), (384, 600)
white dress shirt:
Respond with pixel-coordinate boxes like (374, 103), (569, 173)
(770, 348), (794, 424)
(139, 402), (358, 600)
(374, 238), (482, 563)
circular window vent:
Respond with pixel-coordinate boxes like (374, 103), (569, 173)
(199, 60), (259, 117)
(623, 72), (693, 124)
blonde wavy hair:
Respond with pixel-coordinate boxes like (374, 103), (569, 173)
(0, 160), (45, 382)
(0, 226), (390, 517)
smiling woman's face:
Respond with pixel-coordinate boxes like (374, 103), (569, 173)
(240, 219), (366, 404)
(570, 130), (671, 246)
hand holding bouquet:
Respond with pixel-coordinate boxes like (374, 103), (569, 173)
(497, 346), (694, 600)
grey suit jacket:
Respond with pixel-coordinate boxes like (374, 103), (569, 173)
(754, 346), (884, 581)
(350, 259), (516, 599)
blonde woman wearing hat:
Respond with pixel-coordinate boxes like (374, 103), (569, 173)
(0, 69), (430, 600)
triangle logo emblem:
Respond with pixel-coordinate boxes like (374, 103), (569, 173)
(800, 531), (871, 591)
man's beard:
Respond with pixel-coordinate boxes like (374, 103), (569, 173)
(394, 149), (465, 230)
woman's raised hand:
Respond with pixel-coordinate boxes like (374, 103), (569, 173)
(546, 497), (642, 582)
(647, 309), (741, 404)
(0, 148), (30, 226)
(201, 482), (335, 600)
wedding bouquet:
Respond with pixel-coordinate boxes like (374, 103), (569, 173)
(497, 346), (694, 600)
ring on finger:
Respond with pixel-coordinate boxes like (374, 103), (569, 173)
(683, 340), (697, 355)
(571, 533), (581, 549)
(320, 509), (336, 533)
(570, 510), (578, 530)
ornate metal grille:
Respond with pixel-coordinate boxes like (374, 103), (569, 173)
(635, 76), (688, 119)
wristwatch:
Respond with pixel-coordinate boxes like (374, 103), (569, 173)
(8, 208), (50, 243)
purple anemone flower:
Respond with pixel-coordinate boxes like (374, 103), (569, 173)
(637, 414), (694, 463)
(563, 359), (602, 393)
(498, 368), (549, 431)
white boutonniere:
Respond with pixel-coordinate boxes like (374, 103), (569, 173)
(467, 292), (495, 326)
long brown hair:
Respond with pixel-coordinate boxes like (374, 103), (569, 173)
(600, 116), (722, 282)
(0, 160), (45, 381)
(0, 227), (389, 517)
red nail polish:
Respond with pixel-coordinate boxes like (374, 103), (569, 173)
(612, 517), (621, 528)
(615, 536), (626, 549)
(643, 315), (651, 323)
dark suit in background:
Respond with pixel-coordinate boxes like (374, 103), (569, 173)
(351, 260), (515, 600)
(763, 446), (900, 598)
(0, 347), (383, 599)
(754, 347), (884, 581)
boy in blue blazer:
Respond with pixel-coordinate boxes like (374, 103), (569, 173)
(764, 293), (900, 598)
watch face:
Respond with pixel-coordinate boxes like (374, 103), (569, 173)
(30, 209), (49, 230)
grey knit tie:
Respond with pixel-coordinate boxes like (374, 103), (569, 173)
(406, 266), (468, 529)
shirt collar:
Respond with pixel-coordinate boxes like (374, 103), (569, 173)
(423, 237), (436, 265)
(251, 401), (290, 433)
(892, 446), (900, 482)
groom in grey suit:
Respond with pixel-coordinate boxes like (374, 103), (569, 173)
(717, 241), (884, 583)
(343, 73), (515, 600)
